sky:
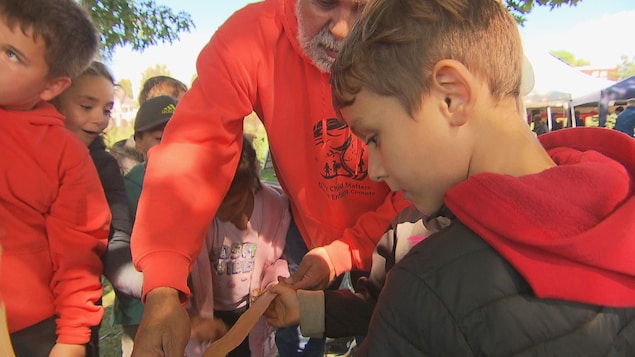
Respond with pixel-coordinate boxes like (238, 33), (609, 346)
(107, 0), (635, 97)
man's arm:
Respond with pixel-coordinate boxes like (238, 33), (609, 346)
(130, 23), (260, 301)
(288, 192), (410, 291)
(131, 288), (191, 357)
(129, 11), (264, 357)
(326, 191), (410, 275)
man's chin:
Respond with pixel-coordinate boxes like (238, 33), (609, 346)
(310, 55), (335, 73)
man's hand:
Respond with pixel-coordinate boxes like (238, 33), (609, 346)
(49, 343), (85, 357)
(190, 316), (228, 344)
(282, 247), (335, 290)
(264, 283), (300, 328)
(131, 287), (190, 357)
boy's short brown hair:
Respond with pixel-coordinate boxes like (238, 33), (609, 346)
(138, 76), (188, 104)
(0, 0), (98, 79)
(332, 0), (522, 116)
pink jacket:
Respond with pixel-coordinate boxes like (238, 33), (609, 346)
(187, 184), (290, 357)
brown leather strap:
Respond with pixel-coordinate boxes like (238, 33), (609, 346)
(203, 291), (276, 357)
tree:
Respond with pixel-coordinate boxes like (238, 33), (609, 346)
(81, 0), (580, 58)
(80, 0), (195, 58)
(617, 55), (635, 80)
(549, 49), (590, 67)
(504, 0), (582, 24)
(117, 78), (133, 98)
(139, 64), (172, 91)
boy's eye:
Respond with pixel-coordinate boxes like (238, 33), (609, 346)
(81, 105), (93, 110)
(366, 135), (377, 146)
(5, 49), (20, 63)
(104, 109), (112, 117)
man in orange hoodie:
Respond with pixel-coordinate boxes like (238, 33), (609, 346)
(130, 0), (409, 356)
(0, 1), (111, 356)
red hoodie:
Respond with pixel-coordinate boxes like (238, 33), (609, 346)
(446, 127), (635, 307)
(132, 0), (408, 299)
(0, 102), (110, 343)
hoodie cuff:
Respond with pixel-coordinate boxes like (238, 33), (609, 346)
(297, 289), (325, 338)
(324, 240), (353, 277)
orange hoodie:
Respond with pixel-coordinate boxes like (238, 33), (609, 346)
(0, 102), (110, 344)
(132, 0), (409, 299)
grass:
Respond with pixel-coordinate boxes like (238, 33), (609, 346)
(99, 280), (123, 357)
(260, 167), (278, 185)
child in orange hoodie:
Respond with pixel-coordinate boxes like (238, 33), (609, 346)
(0, 1), (110, 356)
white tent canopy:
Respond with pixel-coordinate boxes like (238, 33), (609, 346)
(523, 50), (615, 109)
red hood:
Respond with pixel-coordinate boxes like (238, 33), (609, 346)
(1, 101), (64, 126)
(445, 127), (635, 307)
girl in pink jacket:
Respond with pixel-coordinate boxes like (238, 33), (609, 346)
(186, 136), (290, 357)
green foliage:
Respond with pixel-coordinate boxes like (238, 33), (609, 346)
(104, 124), (134, 148)
(81, 0), (582, 60)
(617, 55), (635, 80)
(98, 280), (122, 357)
(244, 113), (269, 169)
(79, 0), (195, 58)
(549, 49), (590, 67)
(505, 0), (581, 24)
(117, 78), (133, 98)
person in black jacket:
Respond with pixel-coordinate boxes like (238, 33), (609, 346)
(267, 205), (444, 339)
(52, 61), (142, 355)
(333, 0), (635, 355)
(54, 61), (141, 297)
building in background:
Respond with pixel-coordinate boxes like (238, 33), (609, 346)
(578, 65), (620, 81)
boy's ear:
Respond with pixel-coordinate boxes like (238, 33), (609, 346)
(39, 76), (71, 102)
(430, 60), (475, 126)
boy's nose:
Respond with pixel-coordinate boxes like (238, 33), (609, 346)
(368, 153), (387, 182)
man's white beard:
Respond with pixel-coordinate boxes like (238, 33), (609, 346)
(296, 4), (343, 73)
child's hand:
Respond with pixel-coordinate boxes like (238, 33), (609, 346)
(264, 283), (300, 328)
(49, 343), (85, 357)
(190, 316), (228, 344)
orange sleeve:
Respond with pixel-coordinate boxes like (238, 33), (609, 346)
(324, 191), (410, 275)
(48, 147), (110, 344)
(131, 28), (257, 301)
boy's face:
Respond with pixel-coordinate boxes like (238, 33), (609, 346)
(296, 0), (366, 73)
(341, 89), (470, 215)
(56, 74), (114, 146)
(0, 19), (65, 110)
(135, 125), (166, 160)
